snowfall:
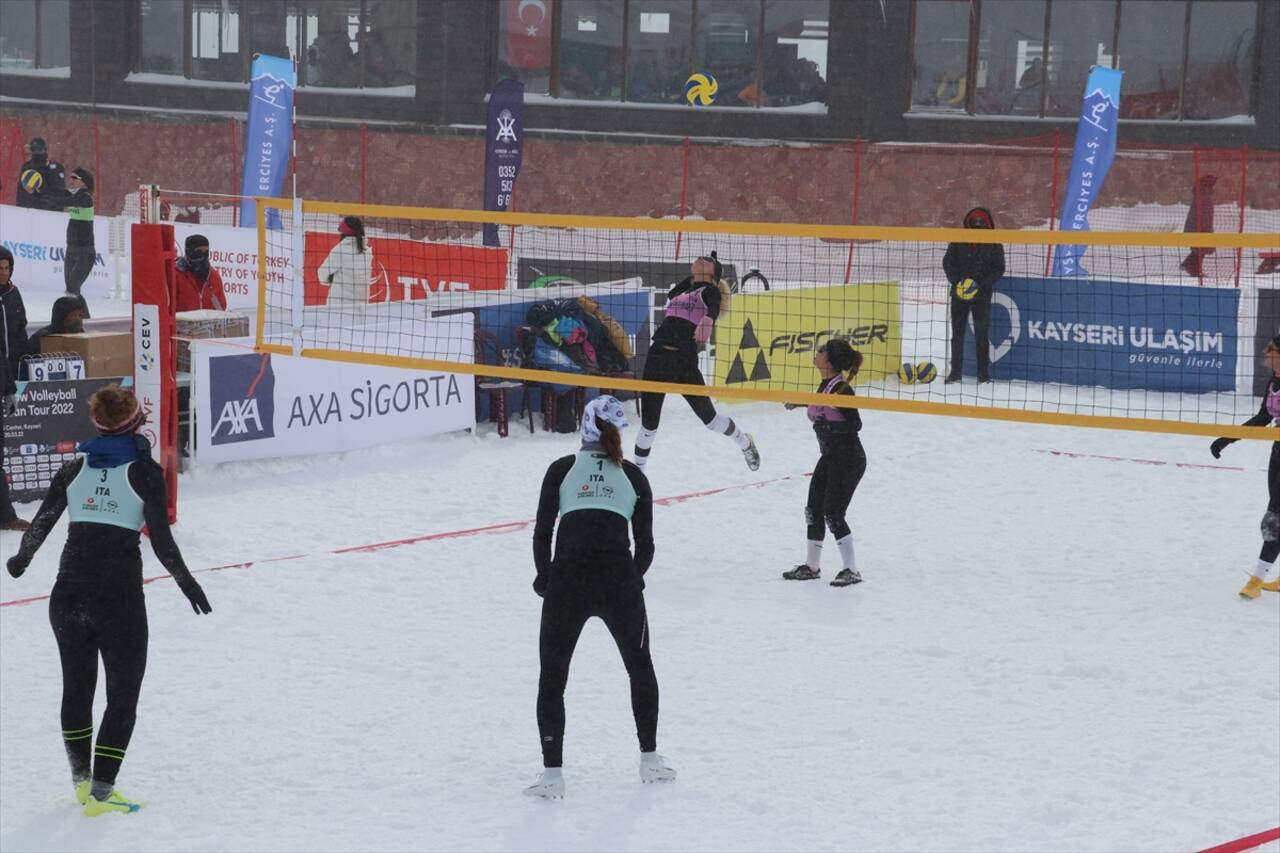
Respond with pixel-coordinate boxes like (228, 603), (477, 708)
(2, 377), (1279, 852)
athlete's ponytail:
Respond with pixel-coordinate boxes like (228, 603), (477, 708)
(596, 416), (625, 466)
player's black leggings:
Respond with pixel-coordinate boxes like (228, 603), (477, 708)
(537, 565), (658, 768)
(1263, 442), (1280, 563)
(49, 582), (148, 787)
(950, 292), (992, 378)
(807, 439), (867, 541)
(640, 345), (716, 429)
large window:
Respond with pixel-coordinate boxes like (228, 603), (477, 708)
(0, 0), (70, 71)
(498, 0), (829, 109)
(135, 0), (416, 90)
(909, 0), (1260, 121)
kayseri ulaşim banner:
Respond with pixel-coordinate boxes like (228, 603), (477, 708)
(962, 276), (1238, 392)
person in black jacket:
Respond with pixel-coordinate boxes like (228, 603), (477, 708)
(783, 339), (866, 587)
(1, 247), (31, 530)
(15, 137), (67, 211)
(1211, 335), (1280, 599)
(63, 168), (96, 306)
(23, 295), (88, 375)
(525, 395), (675, 799)
(633, 252), (759, 472)
(6, 385), (212, 816)
(943, 207), (1005, 383)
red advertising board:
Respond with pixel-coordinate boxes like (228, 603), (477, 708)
(303, 233), (508, 306)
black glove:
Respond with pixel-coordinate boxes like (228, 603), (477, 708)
(784, 402), (802, 410)
(6, 555), (28, 579)
(176, 575), (212, 614)
(1210, 437), (1230, 459)
(532, 574), (548, 598)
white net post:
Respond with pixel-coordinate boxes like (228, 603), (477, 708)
(290, 196), (306, 355)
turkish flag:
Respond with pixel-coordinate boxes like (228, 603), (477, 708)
(505, 0), (552, 71)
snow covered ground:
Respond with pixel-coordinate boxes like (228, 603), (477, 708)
(1, 397), (1277, 852)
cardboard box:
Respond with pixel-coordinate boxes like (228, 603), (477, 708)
(40, 332), (133, 379)
(176, 310), (251, 372)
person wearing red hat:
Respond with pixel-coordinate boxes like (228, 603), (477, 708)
(6, 385), (212, 816)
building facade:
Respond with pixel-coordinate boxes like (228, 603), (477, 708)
(1, 0), (1275, 224)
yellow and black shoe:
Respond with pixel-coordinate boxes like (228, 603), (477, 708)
(84, 789), (143, 816)
(74, 780), (90, 806)
(1240, 576), (1264, 599)
(1261, 577), (1280, 593)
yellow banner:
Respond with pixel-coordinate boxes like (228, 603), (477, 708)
(713, 282), (902, 389)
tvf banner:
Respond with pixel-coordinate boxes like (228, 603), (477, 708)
(713, 283), (902, 390)
(303, 233), (508, 305)
(1053, 66), (1124, 277)
(964, 276), (1239, 392)
(238, 54), (295, 229)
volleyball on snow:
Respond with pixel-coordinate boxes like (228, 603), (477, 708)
(685, 72), (718, 106)
(20, 169), (43, 193)
(954, 277), (979, 300)
(898, 362), (938, 384)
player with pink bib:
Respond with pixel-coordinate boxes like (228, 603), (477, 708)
(1212, 334), (1280, 598)
(783, 338), (866, 587)
(632, 252), (759, 472)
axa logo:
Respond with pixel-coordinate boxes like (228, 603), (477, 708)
(209, 353), (276, 446)
(213, 399), (265, 437)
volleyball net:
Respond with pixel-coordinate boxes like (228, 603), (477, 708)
(254, 198), (1279, 440)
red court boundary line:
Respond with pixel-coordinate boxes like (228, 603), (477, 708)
(1199, 826), (1280, 853)
(1, 473), (807, 609)
(1031, 448), (1257, 472)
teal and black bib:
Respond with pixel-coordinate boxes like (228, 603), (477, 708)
(66, 462), (145, 531)
(558, 450), (637, 519)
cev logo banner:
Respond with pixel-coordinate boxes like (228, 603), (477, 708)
(713, 282), (902, 390)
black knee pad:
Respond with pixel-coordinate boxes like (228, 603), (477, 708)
(1263, 510), (1280, 542)
(804, 507), (817, 526)
(824, 514), (849, 537)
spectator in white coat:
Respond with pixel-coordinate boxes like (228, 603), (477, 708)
(319, 216), (374, 306)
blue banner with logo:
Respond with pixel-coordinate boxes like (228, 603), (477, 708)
(963, 276), (1238, 392)
(1052, 66), (1123, 277)
(483, 79), (525, 247)
(238, 54), (295, 229)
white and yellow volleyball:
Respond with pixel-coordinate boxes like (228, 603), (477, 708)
(685, 72), (718, 106)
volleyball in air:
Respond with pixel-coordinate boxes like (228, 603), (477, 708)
(20, 169), (43, 193)
(954, 277), (979, 300)
(898, 362), (938, 384)
(685, 72), (719, 106)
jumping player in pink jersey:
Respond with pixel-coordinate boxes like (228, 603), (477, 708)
(632, 252), (759, 472)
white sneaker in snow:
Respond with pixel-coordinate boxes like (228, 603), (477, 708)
(742, 434), (760, 471)
(639, 752), (676, 784)
(523, 769), (564, 799)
